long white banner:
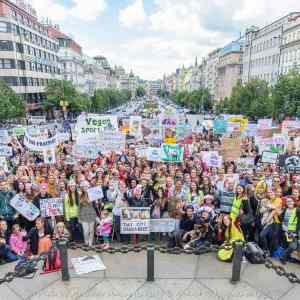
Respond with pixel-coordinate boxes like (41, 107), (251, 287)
(24, 130), (57, 151)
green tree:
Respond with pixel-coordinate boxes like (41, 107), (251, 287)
(0, 80), (25, 121)
(271, 70), (300, 120)
(44, 80), (90, 113)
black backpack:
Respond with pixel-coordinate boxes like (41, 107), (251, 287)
(244, 242), (266, 264)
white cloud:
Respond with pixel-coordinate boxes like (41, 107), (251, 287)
(32, 0), (106, 22)
(119, 0), (147, 28)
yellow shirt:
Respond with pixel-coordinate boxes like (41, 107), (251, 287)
(271, 197), (282, 224)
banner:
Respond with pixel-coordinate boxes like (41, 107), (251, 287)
(145, 147), (162, 162)
(57, 127), (71, 143)
(201, 151), (222, 168)
(237, 157), (255, 171)
(261, 151), (278, 164)
(75, 114), (118, 142)
(73, 144), (99, 159)
(220, 136), (242, 161)
(87, 186), (104, 202)
(40, 198), (63, 217)
(279, 154), (300, 173)
(129, 116), (142, 140)
(24, 130), (57, 151)
(121, 207), (150, 234)
(10, 194), (40, 221)
(161, 144), (184, 162)
(150, 219), (176, 233)
(0, 129), (9, 144)
(43, 147), (56, 164)
(0, 146), (12, 157)
(213, 118), (227, 135)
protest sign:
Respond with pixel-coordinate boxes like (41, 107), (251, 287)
(145, 147), (162, 162)
(87, 186), (104, 202)
(201, 151), (222, 168)
(282, 120), (300, 137)
(121, 207), (150, 234)
(43, 147), (56, 164)
(13, 126), (26, 137)
(160, 114), (177, 144)
(71, 255), (106, 275)
(150, 219), (176, 233)
(0, 129), (9, 144)
(0, 157), (8, 172)
(75, 114), (118, 142)
(73, 144), (99, 159)
(24, 130), (57, 151)
(227, 116), (248, 132)
(258, 128), (281, 138)
(261, 151), (278, 164)
(237, 157), (255, 171)
(161, 144), (184, 162)
(176, 122), (193, 144)
(243, 123), (258, 137)
(57, 127), (71, 143)
(288, 128), (300, 137)
(10, 194), (40, 221)
(97, 131), (126, 154)
(28, 115), (46, 124)
(227, 122), (240, 135)
(213, 118), (227, 135)
(129, 116), (142, 140)
(258, 119), (272, 130)
(224, 174), (239, 187)
(40, 198), (63, 217)
(220, 136), (242, 161)
(0, 146), (12, 157)
(279, 154), (300, 173)
(142, 118), (162, 145)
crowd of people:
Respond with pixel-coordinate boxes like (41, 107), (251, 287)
(1, 109), (300, 268)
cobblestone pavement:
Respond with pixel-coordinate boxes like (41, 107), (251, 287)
(0, 249), (299, 300)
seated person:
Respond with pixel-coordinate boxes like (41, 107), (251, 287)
(9, 223), (27, 256)
(0, 219), (18, 262)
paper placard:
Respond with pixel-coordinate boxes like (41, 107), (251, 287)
(87, 186), (103, 202)
(0, 146), (12, 157)
(10, 194), (40, 221)
(71, 255), (106, 275)
(150, 218), (176, 233)
(261, 151), (278, 164)
(40, 198), (63, 217)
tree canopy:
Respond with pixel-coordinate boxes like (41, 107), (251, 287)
(0, 80), (25, 121)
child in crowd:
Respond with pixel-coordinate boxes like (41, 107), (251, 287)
(96, 209), (113, 249)
(9, 224), (27, 256)
(53, 222), (70, 241)
(0, 220), (18, 262)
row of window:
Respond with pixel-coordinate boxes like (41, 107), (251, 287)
(250, 54), (280, 68)
(0, 76), (53, 87)
(0, 21), (58, 52)
(283, 30), (300, 45)
(250, 72), (279, 83)
(0, 39), (59, 63)
(0, 58), (61, 74)
(282, 48), (300, 64)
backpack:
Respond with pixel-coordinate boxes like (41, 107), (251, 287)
(244, 242), (265, 264)
(217, 242), (234, 262)
(42, 245), (62, 274)
(14, 257), (38, 278)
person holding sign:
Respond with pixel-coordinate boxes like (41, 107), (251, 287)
(78, 181), (98, 246)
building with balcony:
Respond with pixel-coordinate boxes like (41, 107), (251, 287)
(0, 0), (61, 111)
(242, 12), (300, 85)
(280, 14), (300, 75)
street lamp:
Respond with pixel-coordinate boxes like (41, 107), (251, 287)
(60, 100), (69, 120)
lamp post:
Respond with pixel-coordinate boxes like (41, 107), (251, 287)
(60, 100), (69, 120)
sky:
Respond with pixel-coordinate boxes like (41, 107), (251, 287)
(31, 0), (300, 80)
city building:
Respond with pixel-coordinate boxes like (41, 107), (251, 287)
(242, 12), (300, 85)
(204, 48), (220, 100)
(217, 39), (243, 101)
(47, 24), (85, 93)
(145, 79), (161, 96)
(280, 14), (300, 75)
(0, 0), (62, 111)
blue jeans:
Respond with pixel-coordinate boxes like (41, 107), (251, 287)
(0, 244), (18, 262)
(260, 223), (281, 252)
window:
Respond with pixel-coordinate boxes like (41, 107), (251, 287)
(0, 22), (9, 32)
(16, 42), (24, 53)
(19, 77), (27, 86)
(0, 76), (18, 86)
(0, 40), (14, 51)
(18, 60), (25, 70)
(0, 59), (15, 69)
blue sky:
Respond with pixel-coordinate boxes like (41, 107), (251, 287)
(32, 0), (300, 80)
